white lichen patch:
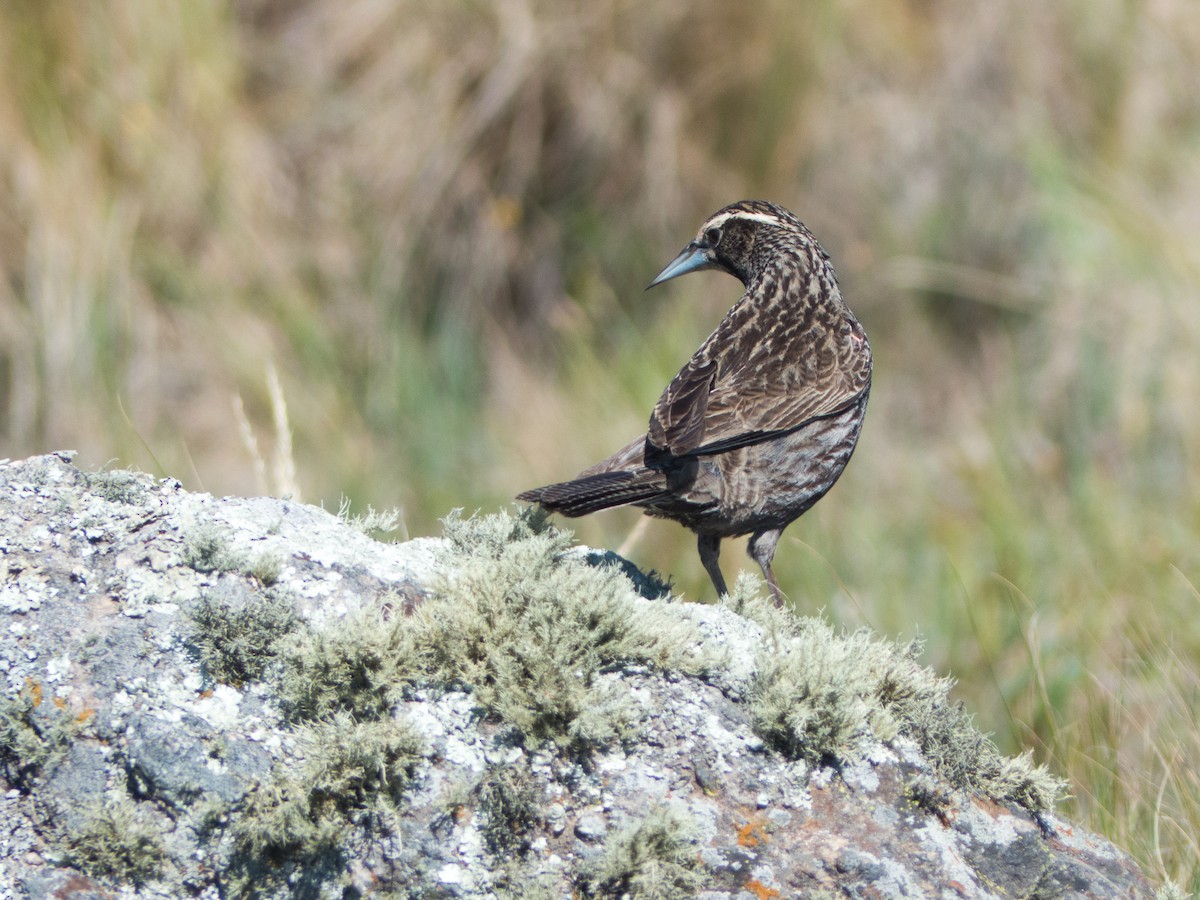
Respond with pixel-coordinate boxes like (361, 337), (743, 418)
(913, 818), (993, 892)
(191, 684), (245, 730)
(841, 756), (883, 793)
(955, 796), (1023, 847)
(45, 652), (71, 684)
(1, 565), (50, 612)
(405, 690), (488, 776)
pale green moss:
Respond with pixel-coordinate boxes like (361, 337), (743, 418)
(337, 495), (407, 538)
(1155, 881), (1189, 900)
(299, 712), (423, 816)
(181, 524), (246, 574)
(477, 763), (543, 856)
(188, 587), (299, 687)
(417, 509), (714, 753)
(245, 549), (284, 586)
(732, 574), (1067, 811)
(277, 600), (415, 721)
(230, 713), (423, 889)
(579, 803), (705, 898)
(227, 510), (712, 755)
(62, 791), (166, 885)
(85, 468), (147, 505)
(0, 687), (77, 788)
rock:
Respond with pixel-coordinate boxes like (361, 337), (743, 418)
(573, 811), (608, 842)
(546, 802), (567, 836)
(0, 453), (1160, 898)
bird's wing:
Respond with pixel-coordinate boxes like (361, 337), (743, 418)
(647, 289), (870, 460)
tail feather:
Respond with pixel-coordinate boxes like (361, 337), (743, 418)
(518, 470), (666, 517)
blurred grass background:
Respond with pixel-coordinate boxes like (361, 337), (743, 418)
(2, 0), (1198, 887)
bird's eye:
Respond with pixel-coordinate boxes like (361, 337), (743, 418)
(705, 226), (722, 245)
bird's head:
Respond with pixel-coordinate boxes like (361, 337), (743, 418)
(647, 200), (810, 289)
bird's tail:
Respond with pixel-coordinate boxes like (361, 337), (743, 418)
(517, 470), (667, 517)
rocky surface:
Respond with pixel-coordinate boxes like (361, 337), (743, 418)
(0, 452), (1157, 898)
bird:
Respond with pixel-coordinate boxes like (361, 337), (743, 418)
(518, 200), (871, 607)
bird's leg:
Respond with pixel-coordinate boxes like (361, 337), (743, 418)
(748, 530), (786, 608)
(697, 533), (728, 597)
(763, 566), (784, 608)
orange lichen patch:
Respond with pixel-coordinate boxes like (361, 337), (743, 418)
(736, 818), (770, 848)
(24, 679), (42, 707)
(199, 689), (214, 699)
(76, 708), (96, 724)
(744, 878), (781, 899)
(53, 696), (68, 709)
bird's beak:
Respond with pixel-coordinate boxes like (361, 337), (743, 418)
(646, 242), (712, 289)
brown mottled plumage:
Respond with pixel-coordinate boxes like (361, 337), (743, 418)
(518, 201), (872, 607)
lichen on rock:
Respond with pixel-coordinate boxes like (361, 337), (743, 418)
(0, 453), (1159, 898)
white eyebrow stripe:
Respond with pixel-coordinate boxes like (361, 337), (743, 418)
(705, 210), (785, 230)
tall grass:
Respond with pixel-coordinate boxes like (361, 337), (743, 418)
(2, 0), (1199, 888)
